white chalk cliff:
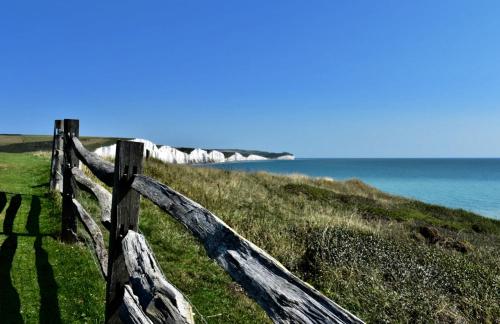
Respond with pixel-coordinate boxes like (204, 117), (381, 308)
(94, 138), (294, 164)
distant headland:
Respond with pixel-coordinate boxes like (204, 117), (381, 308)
(94, 138), (295, 164)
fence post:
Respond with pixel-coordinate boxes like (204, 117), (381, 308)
(105, 140), (144, 323)
(50, 120), (64, 192)
(61, 119), (79, 243)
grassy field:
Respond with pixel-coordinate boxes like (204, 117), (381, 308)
(1, 150), (499, 323)
(0, 152), (105, 323)
(0, 134), (128, 153)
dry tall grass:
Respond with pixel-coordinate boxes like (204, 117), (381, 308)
(80, 158), (500, 323)
(142, 160), (500, 323)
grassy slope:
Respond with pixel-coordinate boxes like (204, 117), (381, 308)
(3, 150), (499, 323)
(77, 169), (271, 323)
(140, 160), (500, 323)
(0, 152), (105, 323)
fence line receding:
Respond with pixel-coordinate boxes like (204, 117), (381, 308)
(50, 118), (364, 324)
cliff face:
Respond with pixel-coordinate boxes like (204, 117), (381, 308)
(94, 139), (295, 164)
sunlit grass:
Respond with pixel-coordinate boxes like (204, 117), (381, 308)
(0, 152), (105, 323)
(139, 159), (500, 323)
(8, 151), (498, 322)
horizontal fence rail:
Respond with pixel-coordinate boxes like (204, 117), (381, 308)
(71, 136), (114, 186)
(72, 167), (111, 229)
(72, 198), (108, 277)
(131, 175), (362, 324)
(50, 118), (364, 324)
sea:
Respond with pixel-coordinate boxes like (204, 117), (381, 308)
(208, 158), (500, 220)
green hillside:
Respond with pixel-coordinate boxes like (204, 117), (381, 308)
(1, 149), (499, 322)
(140, 159), (500, 323)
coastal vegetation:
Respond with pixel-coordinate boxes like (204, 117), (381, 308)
(1, 148), (499, 322)
(136, 159), (500, 323)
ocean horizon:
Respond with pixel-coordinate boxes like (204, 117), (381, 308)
(208, 158), (500, 220)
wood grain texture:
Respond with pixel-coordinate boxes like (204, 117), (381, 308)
(71, 136), (115, 186)
(132, 175), (364, 324)
(106, 141), (144, 323)
(62, 119), (79, 242)
(72, 167), (112, 229)
(50, 120), (64, 192)
(122, 231), (194, 324)
(119, 285), (154, 324)
(72, 198), (108, 277)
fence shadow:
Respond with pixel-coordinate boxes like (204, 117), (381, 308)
(0, 195), (23, 323)
(3, 194), (21, 234)
(0, 192), (6, 214)
(0, 193), (62, 323)
(27, 196), (62, 324)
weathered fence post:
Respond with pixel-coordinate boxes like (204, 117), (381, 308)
(50, 119), (64, 192)
(61, 119), (79, 243)
(105, 140), (144, 323)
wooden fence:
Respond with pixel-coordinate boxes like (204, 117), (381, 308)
(50, 119), (364, 324)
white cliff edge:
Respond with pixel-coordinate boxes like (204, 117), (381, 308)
(94, 139), (294, 164)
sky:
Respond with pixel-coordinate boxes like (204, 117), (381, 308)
(1, 1), (500, 158)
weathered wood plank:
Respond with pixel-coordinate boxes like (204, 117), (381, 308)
(72, 198), (108, 277)
(71, 136), (115, 186)
(132, 175), (363, 324)
(119, 285), (154, 324)
(72, 167), (112, 229)
(122, 231), (194, 324)
(50, 119), (64, 192)
(62, 119), (79, 243)
(106, 141), (144, 323)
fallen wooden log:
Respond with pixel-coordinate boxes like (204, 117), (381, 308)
(71, 136), (115, 186)
(131, 175), (363, 324)
(72, 167), (112, 229)
(120, 285), (154, 324)
(72, 198), (108, 277)
(122, 230), (194, 324)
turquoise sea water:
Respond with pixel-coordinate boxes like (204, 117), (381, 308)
(208, 159), (500, 220)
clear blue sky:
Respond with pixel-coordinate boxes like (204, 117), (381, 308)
(1, 1), (500, 157)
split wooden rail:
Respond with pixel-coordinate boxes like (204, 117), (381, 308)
(50, 119), (364, 324)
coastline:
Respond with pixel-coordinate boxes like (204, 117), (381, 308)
(207, 158), (500, 220)
(142, 157), (500, 322)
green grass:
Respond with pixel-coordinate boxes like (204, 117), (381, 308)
(76, 175), (271, 323)
(0, 152), (105, 323)
(2, 151), (500, 323)
(139, 160), (500, 323)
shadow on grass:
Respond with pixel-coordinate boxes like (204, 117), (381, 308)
(0, 193), (61, 323)
(0, 194), (22, 323)
(3, 194), (21, 234)
(27, 196), (61, 324)
(0, 236), (22, 323)
(0, 192), (6, 213)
